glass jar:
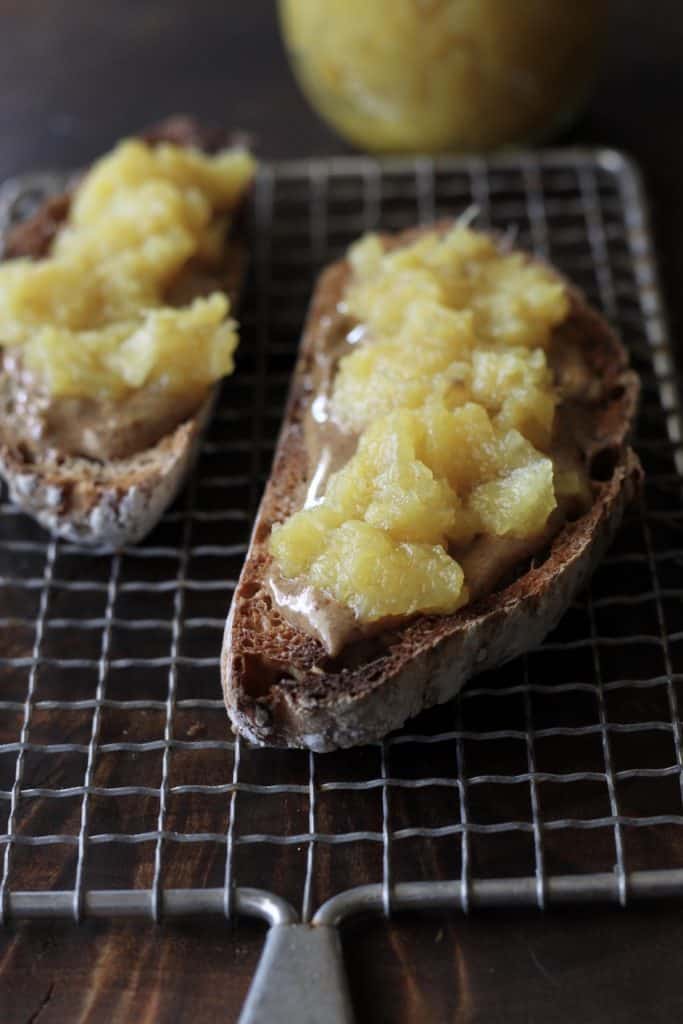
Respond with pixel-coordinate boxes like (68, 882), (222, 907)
(278, 0), (609, 153)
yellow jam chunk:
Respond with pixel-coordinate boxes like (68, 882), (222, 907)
(332, 228), (567, 434)
(270, 225), (574, 625)
(0, 138), (255, 399)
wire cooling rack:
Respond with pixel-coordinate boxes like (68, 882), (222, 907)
(1, 150), (682, 954)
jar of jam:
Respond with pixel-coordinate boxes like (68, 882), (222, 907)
(279, 0), (608, 152)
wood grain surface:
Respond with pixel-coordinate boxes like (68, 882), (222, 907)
(1, 1), (683, 1022)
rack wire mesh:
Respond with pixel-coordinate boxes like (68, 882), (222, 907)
(1, 149), (682, 926)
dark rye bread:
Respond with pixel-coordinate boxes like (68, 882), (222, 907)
(223, 228), (642, 751)
(0, 116), (247, 549)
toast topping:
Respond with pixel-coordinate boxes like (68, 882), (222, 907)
(269, 225), (594, 654)
(0, 138), (254, 459)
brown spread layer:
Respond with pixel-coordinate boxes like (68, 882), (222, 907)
(1, 347), (206, 462)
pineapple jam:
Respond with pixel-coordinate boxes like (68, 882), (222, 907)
(0, 138), (255, 459)
(269, 224), (593, 654)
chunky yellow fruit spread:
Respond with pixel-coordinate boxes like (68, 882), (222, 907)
(269, 224), (591, 652)
(0, 138), (255, 458)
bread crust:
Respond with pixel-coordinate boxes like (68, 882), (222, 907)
(0, 391), (217, 548)
(0, 117), (247, 550)
(222, 228), (642, 751)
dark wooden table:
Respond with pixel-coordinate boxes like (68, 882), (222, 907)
(1, 2), (683, 1021)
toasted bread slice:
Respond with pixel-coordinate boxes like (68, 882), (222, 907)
(0, 117), (248, 549)
(222, 226), (641, 751)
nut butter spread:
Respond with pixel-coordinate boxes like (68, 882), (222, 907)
(0, 138), (255, 460)
(268, 224), (597, 656)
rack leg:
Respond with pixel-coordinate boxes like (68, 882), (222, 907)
(238, 923), (355, 1024)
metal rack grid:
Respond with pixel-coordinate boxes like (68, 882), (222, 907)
(0, 148), (682, 936)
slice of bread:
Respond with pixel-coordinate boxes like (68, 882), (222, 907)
(0, 116), (247, 549)
(222, 227), (641, 751)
